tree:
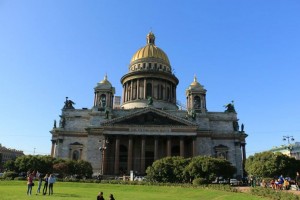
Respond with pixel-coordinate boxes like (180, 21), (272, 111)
(53, 160), (93, 178)
(76, 160), (93, 178)
(3, 160), (15, 171)
(53, 162), (69, 178)
(0, 153), (2, 170)
(7, 155), (94, 179)
(184, 156), (236, 182)
(245, 151), (300, 178)
(146, 156), (189, 183)
(14, 155), (54, 174)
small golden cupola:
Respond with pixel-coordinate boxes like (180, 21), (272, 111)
(121, 32), (179, 110)
(186, 75), (207, 113)
(94, 74), (115, 110)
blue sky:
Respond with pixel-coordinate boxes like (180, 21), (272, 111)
(0, 0), (299, 156)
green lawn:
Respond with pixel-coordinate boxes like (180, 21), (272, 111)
(0, 181), (265, 200)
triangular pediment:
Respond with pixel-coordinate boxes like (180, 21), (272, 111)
(101, 107), (197, 126)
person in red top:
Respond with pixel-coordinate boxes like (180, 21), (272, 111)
(27, 173), (34, 195)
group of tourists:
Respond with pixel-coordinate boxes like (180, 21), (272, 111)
(97, 191), (115, 200)
(261, 172), (300, 191)
(26, 170), (56, 196)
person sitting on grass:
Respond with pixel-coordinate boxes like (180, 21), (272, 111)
(270, 179), (276, 190)
(283, 178), (290, 190)
(97, 191), (104, 200)
(109, 194), (115, 200)
(275, 175), (284, 190)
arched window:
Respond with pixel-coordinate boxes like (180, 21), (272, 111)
(100, 94), (106, 108)
(214, 145), (229, 160)
(146, 83), (152, 98)
(194, 96), (201, 109)
(72, 150), (79, 161)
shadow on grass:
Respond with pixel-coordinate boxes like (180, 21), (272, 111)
(53, 193), (81, 198)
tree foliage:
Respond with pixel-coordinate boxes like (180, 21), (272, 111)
(184, 156), (236, 181)
(146, 156), (236, 183)
(245, 151), (300, 178)
(146, 156), (189, 183)
(14, 155), (54, 174)
(10, 155), (93, 178)
(3, 160), (15, 171)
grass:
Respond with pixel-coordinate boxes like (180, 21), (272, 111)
(0, 181), (266, 200)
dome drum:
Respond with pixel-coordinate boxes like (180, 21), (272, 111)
(121, 71), (179, 86)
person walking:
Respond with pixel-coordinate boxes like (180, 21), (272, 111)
(48, 174), (56, 195)
(42, 174), (49, 195)
(26, 173), (34, 195)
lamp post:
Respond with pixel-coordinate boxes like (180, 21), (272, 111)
(283, 135), (295, 152)
(99, 138), (109, 176)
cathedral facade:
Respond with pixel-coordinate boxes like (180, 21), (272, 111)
(50, 32), (247, 177)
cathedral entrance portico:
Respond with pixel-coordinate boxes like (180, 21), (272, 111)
(103, 133), (196, 175)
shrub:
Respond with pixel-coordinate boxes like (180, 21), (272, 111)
(192, 178), (207, 185)
(14, 177), (26, 181)
(3, 171), (18, 179)
(250, 187), (300, 200)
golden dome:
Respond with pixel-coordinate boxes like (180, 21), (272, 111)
(189, 75), (204, 90)
(98, 74), (112, 86)
(130, 32), (170, 65)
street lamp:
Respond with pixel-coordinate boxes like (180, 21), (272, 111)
(283, 135), (294, 144)
(283, 135), (295, 151)
(99, 139), (109, 176)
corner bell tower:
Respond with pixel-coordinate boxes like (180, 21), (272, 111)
(94, 74), (115, 110)
(186, 75), (207, 113)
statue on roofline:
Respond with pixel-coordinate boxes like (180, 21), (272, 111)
(63, 97), (75, 109)
(241, 123), (244, 132)
(224, 100), (236, 113)
(186, 109), (196, 120)
(147, 96), (153, 106)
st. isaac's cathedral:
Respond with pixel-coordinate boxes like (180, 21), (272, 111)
(50, 32), (247, 177)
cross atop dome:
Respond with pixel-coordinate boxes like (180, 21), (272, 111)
(147, 31), (155, 45)
(193, 74), (198, 83)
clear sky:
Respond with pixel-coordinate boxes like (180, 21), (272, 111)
(0, 0), (299, 157)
